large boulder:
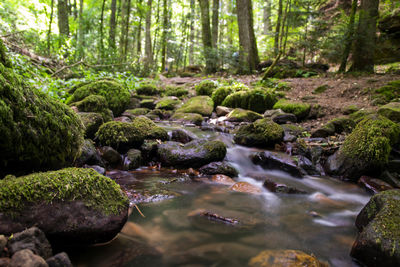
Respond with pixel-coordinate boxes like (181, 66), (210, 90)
(211, 84), (249, 107)
(326, 115), (400, 180)
(351, 190), (400, 266)
(251, 151), (304, 177)
(234, 118), (284, 148)
(0, 40), (84, 177)
(157, 140), (227, 168)
(0, 168), (129, 246)
(66, 80), (130, 116)
(222, 89), (277, 114)
(176, 96), (214, 117)
(378, 102), (400, 123)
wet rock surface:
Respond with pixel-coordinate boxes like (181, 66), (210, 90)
(199, 161), (238, 177)
(251, 151), (305, 177)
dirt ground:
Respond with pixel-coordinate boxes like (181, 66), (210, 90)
(161, 73), (400, 131)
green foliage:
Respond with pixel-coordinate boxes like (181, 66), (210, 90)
(222, 88), (277, 114)
(195, 80), (219, 96)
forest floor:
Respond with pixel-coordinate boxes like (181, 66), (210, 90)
(162, 73), (400, 131)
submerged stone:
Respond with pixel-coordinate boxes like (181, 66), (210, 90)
(249, 249), (328, 267)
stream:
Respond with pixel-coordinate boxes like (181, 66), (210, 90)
(70, 122), (370, 267)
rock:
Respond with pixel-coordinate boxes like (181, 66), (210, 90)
(195, 80), (218, 96)
(311, 123), (335, 138)
(7, 227), (52, 259)
(0, 258), (10, 266)
(140, 140), (159, 161)
(123, 149), (142, 170)
(230, 182), (261, 194)
(222, 89), (277, 114)
(215, 106), (232, 117)
(234, 118), (284, 148)
(199, 161), (239, 177)
(83, 165), (106, 175)
(176, 96), (214, 116)
(140, 99), (156, 109)
(211, 84), (247, 108)
(9, 249), (47, 267)
(263, 179), (307, 194)
(123, 108), (150, 117)
(157, 139), (227, 168)
(155, 97), (182, 110)
(380, 171), (400, 188)
(113, 116), (132, 123)
(226, 108), (263, 122)
(325, 115), (400, 181)
(126, 96), (141, 109)
(358, 176), (393, 194)
(45, 253), (72, 267)
(78, 112), (105, 139)
(136, 84), (159, 95)
(211, 174), (235, 185)
(99, 146), (121, 165)
(0, 168), (129, 246)
(351, 190), (400, 266)
(0, 41), (84, 176)
(74, 140), (104, 167)
(272, 99), (311, 120)
(263, 108), (285, 118)
(342, 105), (359, 115)
(170, 112), (204, 126)
(378, 102), (400, 122)
(271, 113), (297, 124)
(249, 249), (328, 267)
(251, 151), (304, 177)
(297, 155), (320, 176)
(0, 235), (7, 254)
(170, 129), (197, 144)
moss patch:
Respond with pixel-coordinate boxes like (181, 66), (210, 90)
(312, 84), (329, 94)
(124, 108), (150, 117)
(195, 80), (218, 96)
(176, 96), (214, 116)
(211, 84), (249, 107)
(234, 118), (284, 147)
(0, 168), (128, 216)
(136, 84), (159, 95)
(96, 121), (145, 150)
(227, 108), (263, 122)
(170, 112), (204, 126)
(163, 86), (189, 98)
(273, 99), (311, 120)
(155, 97), (182, 110)
(378, 102), (400, 123)
(222, 89), (277, 114)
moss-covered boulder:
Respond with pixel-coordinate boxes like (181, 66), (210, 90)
(66, 80), (130, 116)
(136, 84), (159, 95)
(123, 108), (150, 118)
(170, 112), (204, 126)
(140, 99), (156, 109)
(132, 116), (168, 141)
(211, 84), (249, 107)
(157, 140), (227, 168)
(78, 112), (104, 139)
(198, 161), (239, 177)
(249, 249), (328, 267)
(123, 149), (142, 170)
(373, 81), (400, 104)
(163, 85), (189, 98)
(234, 118), (284, 148)
(195, 80), (218, 96)
(0, 42), (84, 176)
(0, 168), (129, 245)
(226, 108), (263, 122)
(378, 102), (400, 122)
(273, 99), (311, 120)
(155, 97), (182, 110)
(311, 116), (356, 138)
(74, 95), (107, 112)
(351, 190), (400, 266)
(349, 109), (376, 123)
(326, 115), (400, 180)
(222, 89), (277, 114)
(176, 96), (214, 117)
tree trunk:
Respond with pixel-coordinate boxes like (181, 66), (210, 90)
(137, 0), (143, 55)
(274, 0), (283, 56)
(338, 0), (357, 72)
(199, 0), (216, 73)
(57, 0), (70, 46)
(351, 0), (378, 72)
(189, 0), (195, 65)
(236, 0), (259, 73)
(144, 0), (153, 72)
(160, 0), (168, 71)
(263, 0), (272, 34)
(99, 0), (106, 60)
(119, 0), (127, 58)
(211, 0), (219, 48)
(77, 0), (84, 59)
(109, 0), (117, 49)
(47, 0), (54, 55)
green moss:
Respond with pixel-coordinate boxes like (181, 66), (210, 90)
(282, 124), (306, 136)
(66, 80), (130, 116)
(349, 109), (376, 123)
(0, 58), (84, 176)
(273, 99), (311, 119)
(195, 80), (218, 96)
(0, 168), (128, 216)
(176, 96), (214, 116)
(78, 112), (104, 138)
(222, 89), (277, 113)
(136, 84), (159, 95)
(74, 95), (107, 112)
(227, 108), (263, 122)
(312, 84), (329, 94)
(124, 108), (150, 117)
(170, 112), (204, 126)
(211, 84), (249, 108)
(341, 115), (400, 168)
(163, 86), (189, 98)
(131, 116), (168, 140)
(342, 105), (359, 115)
(0, 39), (11, 67)
(155, 97), (182, 110)
(234, 118), (284, 147)
(327, 116), (356, 133)
(378, 102), (400, 122)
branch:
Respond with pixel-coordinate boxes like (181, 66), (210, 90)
(262, 52), (282, 80)
(51, 60), (85, 76)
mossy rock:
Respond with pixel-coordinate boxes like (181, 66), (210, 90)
(74, 95), (107, 112)
(170, 112), (204, 126)
(222, 89), (277, 114)
(351, 189), (400, 266)
(312, 117), (355, 138)
(342, 104), (359, 115)
(163, 86), (189, 98)
(66, 80), (130, 116)
(140, 99), (156, 109)
(312, 84), (329, 94)
(0, 47), (84, 176)
(195, 80), (218, 96)
(136, 84), (159, 96)
(273, 99), (311, 120)
(176, 96), (214, 117)
(78, 112), (105, 139)
(124, 149), (142, 170)
(378, 102), (400, 122)
(373, 81), (400, 104)
(0, 39), (11, 67)
(0, 167), (129, 245)
(132, 116), (168, 141)
(226, 108), (263, 122)
(123, 108), (150, 118)
(157, 140), (227, 168)
(155, 97), (182, 110)
(211, 84), (249, 107)
(234, 118), (284, 148)
(349, 109), (376, 123)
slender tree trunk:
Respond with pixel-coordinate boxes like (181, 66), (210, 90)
(109, 0), (117, 49)
(263, 0), (272, 34)
(282, 0), (291, 56)
(189, 0), (195, 65)
(338, 0), (357, 72)
(137, 0), (143, 55)
(279, 0), (290, 52)
(99, 0), (106, 60)
(77, 0), (84, 59)
(199, 0), (216, 73)
(160, 0), (168, 71)
(352, 0), (378, 72)
(57, 0), (70, 47)
(123, 0), (131, 60)
(144, 0), (153, 72)
(72, 0), (78, 18)
(47, 0), (54, 55)
(274, 0), (283, 56)
(302, 3), (310, 66)
(119, 0), (127, 58)
(236, 0), (259, 73)
(211, 0), (219, 48)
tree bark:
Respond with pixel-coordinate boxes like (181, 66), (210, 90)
(160, 0), (168, 71)
(274, 0), (283, 56)
(236, 0), (259, 73)
(57, 0), (70, 46)
(211, 0), (219, 48)
(199, 0), (216, 73)
(189, 0), (195, 65)
(77, 0), (84, 59)
(351, 0), (379, 72)
(263, 0), (272, 34)
(338, 0), (357, 72)
(99, 0), (107, 60)
(144, 0), (153, 72)
(47, 0), (54, 55)
(109, 0), (117, 49)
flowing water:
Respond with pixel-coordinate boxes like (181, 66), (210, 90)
(71, 123), (370, 267)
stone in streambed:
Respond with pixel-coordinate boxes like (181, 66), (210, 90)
(170, 128), (197, 144)
(199, 161), (238, 177)
(358, 176), (393, 194)
(9, 249), (48, 267)
(211, 175), (235, 185)
(99, 146), (121, 165)
(249, 249), (328, 267)
(75, 140), (104, 167)
(263, 179), (307, 194)
(226, 108), (263, 122)
(230, 182), (261, 194)
(251, 151), (304, 177)
(46, 252), (72, 267)
(7, 227), (52, 259)
(123, 149), (142, 170)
